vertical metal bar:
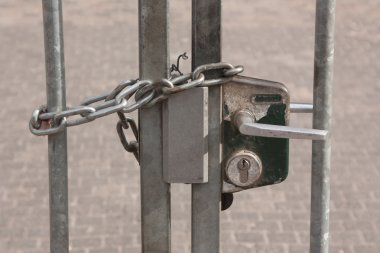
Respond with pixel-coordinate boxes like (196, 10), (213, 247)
(42, 0), (69, 252)
(138, 0), (171, 252)
(310, 0), (336, 252)
(191, 0), (221, 252)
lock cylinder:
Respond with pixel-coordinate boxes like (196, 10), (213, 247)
(225, 150), (262, 187)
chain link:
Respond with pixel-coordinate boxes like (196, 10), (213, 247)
(29, 62), (244, 155)
(116, 112), (139, 160)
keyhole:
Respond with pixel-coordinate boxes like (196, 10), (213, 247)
(237, 158), (250, 183)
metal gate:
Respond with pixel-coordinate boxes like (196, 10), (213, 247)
(30, 0), (336, 252)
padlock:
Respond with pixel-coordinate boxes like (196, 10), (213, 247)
(162, 87), (209, 183)
(222, 75), (327, 194)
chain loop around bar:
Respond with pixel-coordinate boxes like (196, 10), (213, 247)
(29, 62), (244, 137)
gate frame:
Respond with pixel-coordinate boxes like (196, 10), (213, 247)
(138, 0), (171, 251)
(191, 1), (222, 252)
(311, 1), (336, 252)
(42, 0), (69, 252)
(42, 0), (336, 252)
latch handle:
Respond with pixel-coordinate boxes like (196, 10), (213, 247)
(234, 110), (327, 140)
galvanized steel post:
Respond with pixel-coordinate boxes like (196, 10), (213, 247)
(310, 0), (336, 252)
(42, 0), (69, 252)
(138, 0), (171, 252)
(191, 0), (222, 252)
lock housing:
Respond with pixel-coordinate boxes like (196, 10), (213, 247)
(222, 75), (289, 193)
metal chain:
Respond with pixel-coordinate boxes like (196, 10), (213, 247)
(116, 111), (139, 160)
(29, 62), (244, 156)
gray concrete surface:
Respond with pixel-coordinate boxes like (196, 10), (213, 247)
(0, 0), (379, 252)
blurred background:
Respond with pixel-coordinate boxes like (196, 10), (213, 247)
(0, 0), (379, 252)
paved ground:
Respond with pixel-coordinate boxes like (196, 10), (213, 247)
(0, 0), (379, 252)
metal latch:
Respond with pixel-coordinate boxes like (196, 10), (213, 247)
(233, 110), (326, 140)
(222, 75), (326, 195)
